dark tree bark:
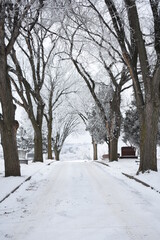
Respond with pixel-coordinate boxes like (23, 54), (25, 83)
(32, 103), (44, 162)
(46, 90), (53, 160)
(92, 137), (98, 160)
(0, 7), (20, 176)
(47, 120), (53, 159)
(54, 146), (60, 161)
(0, 61), (21, 176)
(107, 85), (122, 161)
(109, 138), (118, 162)
(34, 127), (43, 162)
(45, 77), (57, 160)
(139, 102), (159, 172)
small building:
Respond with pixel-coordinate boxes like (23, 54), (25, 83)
(120, 146), (138, 159)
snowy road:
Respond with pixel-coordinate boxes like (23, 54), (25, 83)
(0, 160), (160, 240)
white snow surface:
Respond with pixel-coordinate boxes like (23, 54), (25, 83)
(0, 157), (160, 240)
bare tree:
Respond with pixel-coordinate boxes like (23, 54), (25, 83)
(43, 60), (75, 159)
(59, 13), (130, 161)
(67, 0), (160, 172)
(68, 91), (99, 160)
(9, 19), (58, 162)
(52, 113), (79, 160)
(0, 0), (44, 176)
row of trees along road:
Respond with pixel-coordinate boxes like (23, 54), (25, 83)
(0, 1), (78, 177)
(0, 0), (45, 177)
(59, 0), (160, 173)
(0, 0), (160, 176)
(104, 0), (160, 173)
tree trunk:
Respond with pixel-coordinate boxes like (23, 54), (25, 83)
(34, 128), (43, 162)
(47, 135), (53, 159)
(0, 35), (20, 176)
(47, 108), (53, 159)
(47, 123), (53, 159)
(109, 137), (118, 162)
(108, 89), (121, 162)
(138, 102), (159, 173)
(1, 120), (20, 177)
(54, 147), (60, 161)
(92, 139), (98, 160)
(108, 141), (110, 160)
(31, 102), (44, 162)
(124, 0), (160, 172)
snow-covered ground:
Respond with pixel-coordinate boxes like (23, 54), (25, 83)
(0, 157), (160, 240)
